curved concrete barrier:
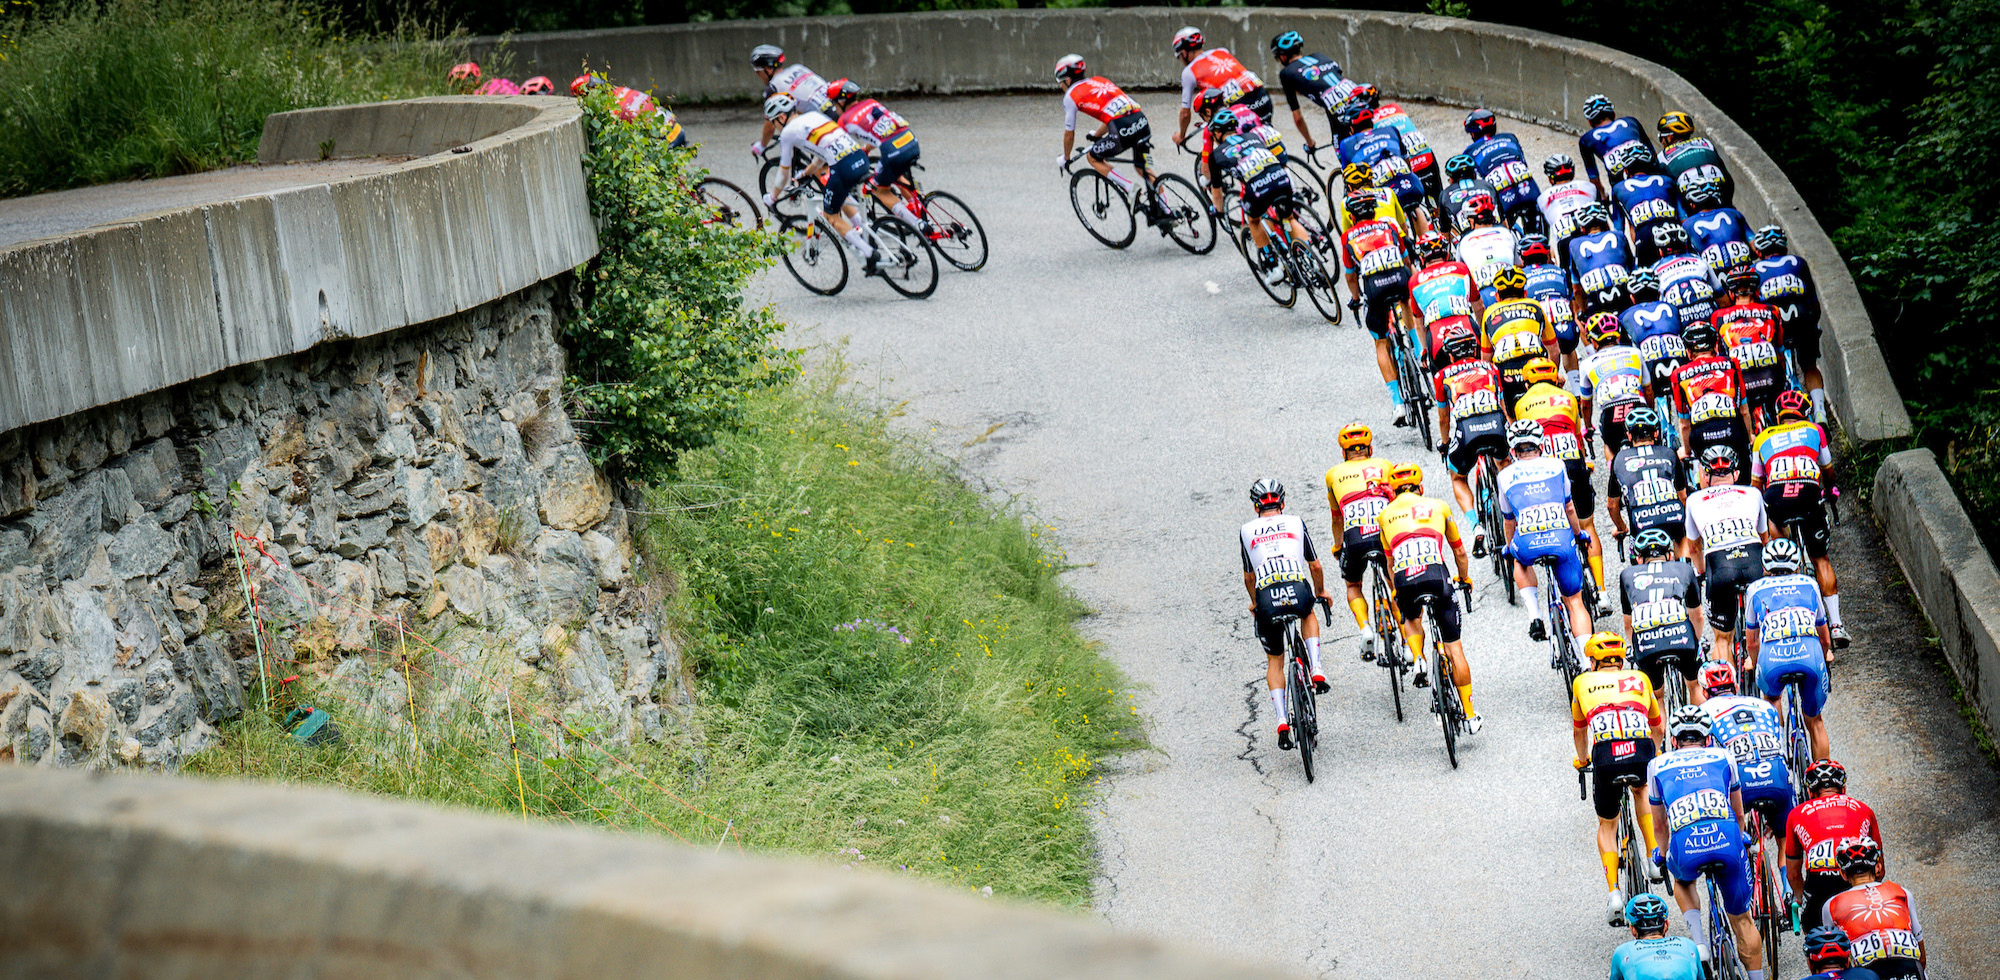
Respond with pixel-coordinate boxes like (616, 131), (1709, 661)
(1874, 449), (2000, 739)
(477, 7), (1909, 442)
(0, 768), (1301, 980)
(0, 96), (597, 436)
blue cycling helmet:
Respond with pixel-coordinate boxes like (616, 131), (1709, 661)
(1803, 926), (1853, 964)
(1444, 153), (1477, 181)
(1271, 31), (1305, 57)
(1631, 527), (1675, 560)
(1624, 893), (1670, 932)
(1208, 108), (1241, 137)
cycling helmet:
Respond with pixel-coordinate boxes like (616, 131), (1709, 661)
(1751, 224), (1790, 257)
(1349, 106), (1377, 129)
(1652, 222), (1691, 253)
(1763, 537), (1804, 575)
(1803, 926), (1854, 966)
(1208, 108), (1241, 137)
(1338, 422), (1374, 452)
(1193, 87), (1224, 117)
(1522, 357), (1561, 386)
(1543, 153), (1577, 184)
(1700, 443), (1741, 475)
(1443, 334), (1481, 364)
(1583, 94), (1616, 124)
(1835, 837), (1884, 877)
(1444, 154), (1477, 181)
(1774, 389), (1811, 422)
(1724, 266), (1762, 294)
(1341, 162), (1375, 190)
(1172, 27), (1204, 54)
(1491, 264), (1528, 295)
(1387, 461), (1424, 493)
(1683, 322), (1717, 352)
(1507, 418), (1545, 451)
(1271, 31), (1306, 57)
(750, 44), (785, 69)
(763, 93), (796, 121)
(1625, 267), (1661, 299)
(1625, 405), (1661, 438)
(1356, 83), (1381, 109)
(1055, 54), (1088, 85)
(1250, 478), (1286, 509)
(1624, 893), (1670, 933)
(1466, 197), (1499, 226)
(519, 76), (555, 96)
(827, 78), (862, 105)
(1585, 631), (1628, 666)
(1578, 202), (1613, 230)
(1517, 234), (1552, 265)
(1804, 758), (1849, 795)
(1413, 232), (1450, 264)
(570, 73), (604, 96)
(1344, 192), (1379, 219)
(1657, 110), (1696, 143)
(1682, 180), (1721, 211)
(1699, 659), (1737, 697)
(448, 62), (482, 85)
(1668, 704), (1712, 743)
(1586, 312), (1624, 345)
(1464, 108), (1498, 139)
(1631, 527), (1675, 560)
(1610, 146), (1657, 178)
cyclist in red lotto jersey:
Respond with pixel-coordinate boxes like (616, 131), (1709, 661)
(828, 80), (929, 232)
(1171, 27), (1273, 146)
(1054, 56), (1171, 225)
(1824, 839), (1927, 980)
(1787, 760), (1885, 935)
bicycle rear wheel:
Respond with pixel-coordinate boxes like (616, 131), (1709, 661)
(1290, 630), (1317, 783)
(1291, 243), (1343, 324)
(1238, 227), (1298, 308)
(1397, 334), (1436, 450)
(1752, 826), (1783, 978)
(1784, 684), (1812, 798)
(1153, 173), (1218, 254)
(691, 177), (762, 231)
(780, 216), (849, 295)
(1477, 461), (1507, 581)
(1619, 795), (1650, 909)
(1709, 877), (1747, 980)
(1374, 565), (1405, 723)
(1069, 169), (1136, 248)
(1433, 645), (1460, 769)
(867, 216), (940, 299)
(921, 190), (989, 271)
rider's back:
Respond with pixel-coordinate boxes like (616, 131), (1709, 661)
(1609, 934), (1704, 980)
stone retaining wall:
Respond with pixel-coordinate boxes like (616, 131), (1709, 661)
(1873, 449), (2000, 739)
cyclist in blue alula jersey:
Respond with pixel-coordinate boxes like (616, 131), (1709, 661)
(1742, 538), (1833, 761)
(1609, 893), (1703, 980)
(1578, 93), (1658, 199)
(1498, 419), (1595, 646)
(1648, 705), (1766, 980)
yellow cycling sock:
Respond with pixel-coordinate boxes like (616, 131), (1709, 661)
(1640, 812), (1660, 853)
(1456, 685), (1476, 716)
(1600, 849), (1621, 892)
(1348, 597), (1370, 631)
(1405, 633), (1424, 662)
(1588, 554), (1605, 591)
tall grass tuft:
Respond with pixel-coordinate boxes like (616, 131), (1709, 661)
(0, 0), (458, 196)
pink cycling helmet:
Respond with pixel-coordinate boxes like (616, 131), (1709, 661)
(474, 78), (522, 96)
(520, 76), (556, 95)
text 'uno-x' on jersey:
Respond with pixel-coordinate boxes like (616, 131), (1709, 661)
(1326, 458), (1393, 541)
(1572, 668), (1662, 744)
(1377, 494), (1461, 578)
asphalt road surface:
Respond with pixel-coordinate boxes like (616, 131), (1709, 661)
(682, 93), (2000, 979)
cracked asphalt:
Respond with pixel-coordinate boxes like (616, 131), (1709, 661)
(681, 93), (1999, 979)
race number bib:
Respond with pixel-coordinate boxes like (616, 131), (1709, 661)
(1760, 605), (1820, 642)
(1631, 598), (1688, 632)
(1690, 391), (1738, 423)
(1597, 373), (1644, 405)
(1761, 272), (1807, 299)
(1452, 387), (1501, 419)
(1629, 198), (1678, 225)
(1516, 501), (1568, 535)
(1639, 334), (1690, 365)
(1361, 246), (1403, 275)
(1343, 496), (1388, 534)
(1391, 536), (1443, 574)
(1677, 164), (1728, 194)
(1605, 142), (1649, 174)
(1628, 476), (1678, 508)
(1255, 557), (1310, 589)
(1492, 329), (1545, 362)
(1539, 296), (1575, 323)
(1589, 708), (1652, 744)
(1701, 516), (1758, 551)
(1492, 159), (1531, 186)
(1667, 788), (1732, 833)
(1547, 430), (1582, 460)
(870, 115), (902, 139)
(1579, 265), (1629, 294)
(1725, 730), (1782, 766)
(1100, 93), (1138, 118)
(1805, 839), (1842, 874)
(1730, 341), (1780, 368)
(1371, 155), (1415, 184)
(1768, 453), (1821, 484)
(1706, 240), (1754, 272)
(1851, 929), (1922, 966)
(1234, 144), (1280, 179)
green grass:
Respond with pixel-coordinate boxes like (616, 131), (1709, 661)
(189, 368), (1139, 905)
(0, 0), (458, 197)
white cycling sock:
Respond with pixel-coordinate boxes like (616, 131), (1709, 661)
(1684, 909), (1706, 950)
(892, 201), (923, 228)
(1269, 687), (1289, 727)
(843, 228), (875, 259)
(1567, 369), (1584, 392)
(1106, 169), (1135, 191)
(1811, 386), (1830, 423)
(1305, 636), (1324, 676)
(1522, 586), (1540, 615)
(1826, 594), (1843, 627)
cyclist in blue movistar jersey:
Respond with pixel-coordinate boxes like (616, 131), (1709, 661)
(1499, 419), (1597, 644)
(1698, 659), (1798, 833)
(1613, 159), (1682, 265)
(1648, 705), (1766, 979)
(1579, 94), (1659, 199)
(1566, 203), (1634, 317)
(1742, 538), (1833, 761)
(1461, 108), (1544, 236)
(1681, 182), (1755, 281)
(1609, 893), (1704, 980)
(1752, 224), (1830, 423)
(1622, 270), (1690, 404)
(1650, 223), (1722, 330)
(1270, 32), (1359, 152)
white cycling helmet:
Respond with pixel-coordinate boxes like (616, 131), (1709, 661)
(1763, 537), (1804, 575)
(763, 93), (796, 121)
(1668, 704), (1712, 744)
(1055, 54), (1088, 84)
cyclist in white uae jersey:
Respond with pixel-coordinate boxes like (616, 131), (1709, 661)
(1537, 154), (1600, 244)
(1241, 479), (1333, 751)
(750, 45), (835, 157)
(1456, 198), (1519, 306)
(1686, 445), (1771, 668)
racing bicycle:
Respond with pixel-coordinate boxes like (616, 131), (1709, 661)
(1067, 147), (1216, 254)
(1745, 795), (1793, 980)
(1236, 199), (1343, 323)
(1361, 549), (1407, 723)
(1580, 762), (1656, 925)
(1419, 585), (1474, 768)
(858, 162), (990, 272)
(1471, 443), (1517, 605)
(690, 176), (762, 231)
(1530, 549), (1589, 701)
(1277, 596), (1332, 783)
(1391, 325), (1436, 450)
(1702, 855), (1750, 980)
(773, 183), (939, 299)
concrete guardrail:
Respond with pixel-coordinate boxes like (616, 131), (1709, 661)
(0, 768), (1302, 980)
(1873, 449), (2000, 739)
(0, 95), (598, 437)
(475, 6), (1910, 444)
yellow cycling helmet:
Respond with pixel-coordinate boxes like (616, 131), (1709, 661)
(1386, 461), (1423, 494)
(1521, 357), (1561, 386)
(1585, 632), (1628, 666)
(1586, 311), (1624, 345)
(1657, 110), (1696, 143)
(1490, 264), (1528, 295)
(1342, 162), (1375, 189)
(1338, 422), (1374, 452)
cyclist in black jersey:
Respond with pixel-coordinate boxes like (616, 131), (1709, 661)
(1606, 405), (1689, 555)
(1440, 154), (1498, 236)
(1619, 527), (1704, 697)
(1270, 31), (1354, 153)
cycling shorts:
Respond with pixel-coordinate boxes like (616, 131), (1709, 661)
(1393, 570), (1461, 643)
(1565, 457), (1596, 520)
(1702, 546), (1764, 631)
(822, 152), (874, 214)
(1741, 366), (1784, 409)
(1590, 738), (1655, 821)
(1864, 959), (1925, 980)
(1766, 484), (1830, 559)
(1802, 875), (1848, 936)
(1550, 315), (1581, 354)
(1448, 413), (1509, 475)
(1253, 580), (1317, 658)
(1512, 534), (1587, 597)
(1243, 179), (1296, 226)
(1634, 646), (1701, 694)
(1362, 271), (1413, 338)
(1666, 824), (1754, 915)
(1781, 309), (1823, 364)
(1231, 86), (1275, 126)
(1736, 757), (1797, 830)
(1338, 531), (1383, 585)
(1757, 646), (1830, 716)
(1089, 112), (1154, 166)
(1599, 401), (1642, 456)
(873, 136), (920, 190)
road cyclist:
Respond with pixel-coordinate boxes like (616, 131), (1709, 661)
(826, 80), (931, 232)
(1571, 632), (1667, 925)
(1171, 27), (1272, 146)
(1713, 268), (1788, 433)
(1647, 704), (1769, 980)
(1324, 424), (1394, 661)
(1614, 158), (1684, 266)
(1336, 106), (1431, 236)
(1538, 153), (1600, 245)
(1607, 409), (1691, 563)
(1686, 445), (1771, 670)
(1742, 537), (1835, 763)
(1651, 221), (1724, 331)
(1498, 419), (1598, 673)
(1375, 461), (1482, 739)
(1578, 93), (1660, 200)
(1621, 270), (1689, 437)
(1440, 153), (1500, 236)
(1657, 110), (1738, 207)
(1479, 265), (1560, 408)
(1240, 479), (1333, 753)
(1823, 839), (1927, 980)
(1270, 32), (1361, 153)
(1514, 355), (1605, 585)
(1432, 334), (1511, 557)
(1785, 759), (1885, 936)
(1460, 108), (1544, 236)
(1683, 181), (1756, 282)
(1609, 893), (1705, 980)
(1220, 110), (1316, 287)
(1056, 56), (1171, 227)
(1457, 198), (1521, 305)
(1407, 231), (1485, 369)
(1752, 224), (1831, 423)
(1343, 192), (1420, 406)
(1580, 313), (1654, 476)
(751, 45), (835, 158)
(1565, 203), (1635, 319)
(1751, 390), (1848, 648)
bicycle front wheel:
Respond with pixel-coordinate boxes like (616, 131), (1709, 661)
(1292, 244), (1344, 325)
(1238, 227), (1298, 307)
(780, 216), (849, 295)
(691, 177), (762, 231)
(869, 216), (940, 299)
(1283, 156), (1328, 224)
(1069, 169), (1136, 248)
(1290, 632), (1317, 783)
(1153, 173), (1218, 254)
(921, 190), (989, 271)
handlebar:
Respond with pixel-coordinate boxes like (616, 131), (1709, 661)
(1578, 762), (1590, 800)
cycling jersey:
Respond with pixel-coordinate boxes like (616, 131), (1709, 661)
(1610, 444), (1688, 534)
(1515, 382), (1586, 461)
(1442, 178), (1499, 235)
(1613, 172), (1681, 259)
(1705, 693), (1796, 821)
(1745, 572), (1830, 715)
(1825, 882), (1924, 974)
(1242, 512), (1320, 657)
(1538, 178), (1598, 241)
(1456, 224), (1519, 294)
(1787, 794), (1882, 926)
(603, 86), (677, 139)
(1464, 133), (1539, 214)
(1221, 132), (1294, 207)
(1754, 420), (1831, 488)
(1622, 300), (1682, 347)
(1686, 207), (1755, 278)
(1566, 228), (1634, 298)
(1410, 260), (1478, 324)
(1344, 217), (1407, 281)
(1063, 77), (1141, 131)
(1654, 253), (1720, 326)
(1481, 297), (1555, 366)
(1180, 48), (1263, 112)
(1371, 103), (1437, 178)
(778, 110), (872, 212)
(1715, 301), (1784, 408)
(765, 63), (834, 115)
(1582, 344), (1648, 407)
(1671, 354), (1745, 430)
(1525, 264), (1579, 347)
(838, 98), (919, 187)
(1687, 484), (1767, 555)
(1378, 492), (1462, 583)
(1579, 115), (1656, 182)
(1336, 187), (1409, 236)
(1607, 935), (1703, 980)
(1647, 745), (1752, 912)
(1622, 559), (1702, 657)
(1661, 137), (1735, 205)
(1338, 127), (1425, 206)
(1325, 458), (1393, 547)
(1278, 53), (1351, 111)
(1755, 253), (1822, 336)
(1499, 455), (1587, 595)
(1573, 667), (1662, 744)
(1436, 358), (1508, 474)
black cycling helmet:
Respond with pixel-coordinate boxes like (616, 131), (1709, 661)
(1725, 266), (1762, 295)
(1683, 322), (1717, 352)
(1682, 180), (1722, 211)
(1543, 153), (1577, 184)
(1803, 926), (1853, 966)
(1583, 93), (1616, 124)
(1632, 527), (1675, 560)
(1271, 30), (1306, 58)
(749, 44), (785, 69)
(1464, 107), (1497, 139)
(1343, 192), (1378, 219)
(1652, 222), (1691, 253)
(1700, 444), (1740, 476)
(1250, 478), (1285, 509)
(1804, 759), (1849, 795)
(1444, 334), (1480, 364)
(1624, 405), (1661, 438)
(1625, 267), (1661, 299)
(1752, 224), (1790, 257)
(1444, 153), (1477, 181)
(1836, 837), (1884, 877)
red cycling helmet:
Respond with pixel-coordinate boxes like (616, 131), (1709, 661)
(1775, 389), (1811, 422)
(520, 76), (556, 96)
(1698, 659), (1736, 697)
(827, 78), (862, 105)
(1350, 106), (1376, 128)
(1518, 238), (1552, 265)
(1466, 197), (1498, 224)
(448, 62), (482, 85)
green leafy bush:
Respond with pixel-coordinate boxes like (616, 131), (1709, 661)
(565, 88), (795, 485)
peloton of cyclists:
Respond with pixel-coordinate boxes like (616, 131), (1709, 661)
(1376, 461), (1482, 731)
(1647, 704), (1768, 979)
(1241, 479), (1333, 752)
(763, 93), (884, 272)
